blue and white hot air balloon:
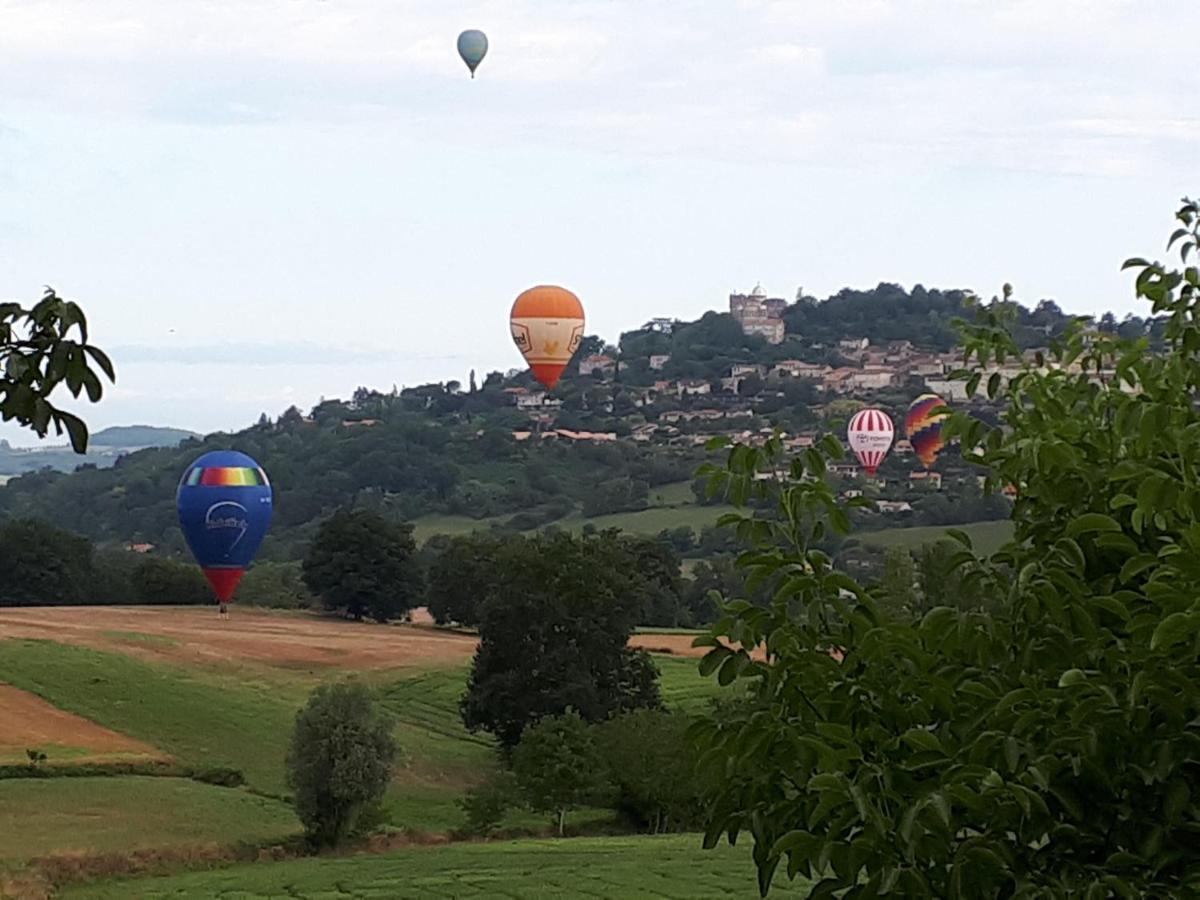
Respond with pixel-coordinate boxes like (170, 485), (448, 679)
(457, 29), (488, 78)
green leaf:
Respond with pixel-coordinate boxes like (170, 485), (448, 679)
(1150, 612), (1196, 651)
(900, 728), (944, 755)
(1058, 668), (1087, 687)
(1065, 513), (1122, 537)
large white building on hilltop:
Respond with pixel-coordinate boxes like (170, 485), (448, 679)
(729, 284), (786, 344)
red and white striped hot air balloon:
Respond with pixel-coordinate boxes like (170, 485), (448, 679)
(847, 408), (895, 476)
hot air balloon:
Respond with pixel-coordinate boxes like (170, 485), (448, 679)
(905, 394), (949, 470)
(457, 29), (488, 78)
(510, 285), (585, 391)
(847, 407), (894, 476)
(176, 450), (273, 616)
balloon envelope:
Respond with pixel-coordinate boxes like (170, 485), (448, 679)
(176, 450), (273, 603)
(457, 29), (488, 77)
(510, 285), (585, 390)
(847, 408), (894, 475)
(904, 394), (949, 470)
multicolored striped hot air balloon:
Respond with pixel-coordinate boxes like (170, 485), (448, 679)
(510, 285), (585, 391)
(176, 450), (273, 616)
(847, 407), (894, 476)
(905, 394), (949, 470)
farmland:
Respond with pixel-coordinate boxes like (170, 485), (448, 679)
(61, 835), (810, 899)
(0, 607), (738, 897)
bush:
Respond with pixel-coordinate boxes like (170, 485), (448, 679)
(285, 681), (397, 847)
(132, 556), (211, 605)
(456, 771), (521, 836)
(512, 711), (610, 836)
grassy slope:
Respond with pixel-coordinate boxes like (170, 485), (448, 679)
(0, 777), (297, 861)
(856, 519), (1014, 555)
(64, 834), (811, 899)
(0, 640), (299, 795)
(0, 639), (722, 838)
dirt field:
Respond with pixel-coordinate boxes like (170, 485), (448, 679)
(0, 606), (479, 671)
(0, 684), (169, 764)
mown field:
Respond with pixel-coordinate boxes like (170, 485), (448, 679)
(858, 519), (1014, 556)
(61, 834), (810, 899)
(0, 610), (742, 897)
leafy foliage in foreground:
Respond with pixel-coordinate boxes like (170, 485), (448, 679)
(693, 200), (1200, 898)
(0, 288), (114, 451)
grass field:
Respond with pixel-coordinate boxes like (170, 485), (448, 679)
(62, 834), (811, 899)
(0, 640), (301, 795)
(857, 519), (1014, 556)
(0, 777), (298, 861)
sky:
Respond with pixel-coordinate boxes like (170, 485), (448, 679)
(1, 0), (1197, 446)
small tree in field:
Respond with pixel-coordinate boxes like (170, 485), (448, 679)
(302, 509), (423, 621)
(286, 681), (397, 847)
(512, 711), (608, 836)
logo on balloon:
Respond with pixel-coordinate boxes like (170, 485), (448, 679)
(205, 501), (249, 552)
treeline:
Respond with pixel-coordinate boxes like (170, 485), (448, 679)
(0, 406), (701, 560)
(0, 519), (314, 609)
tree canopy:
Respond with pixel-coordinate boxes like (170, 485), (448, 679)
(693, 199), (1200, 897)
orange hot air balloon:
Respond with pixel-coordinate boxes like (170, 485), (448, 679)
(510, 285), (585, 390)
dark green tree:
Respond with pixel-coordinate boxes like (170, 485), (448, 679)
(426, 534), (504, 626)
(132, 556), (212, 605)
(595, 708), (706, 833)
(512, 710), (609, 836)
(285, 681), (397, 847)
(0, 519), (93, 605)
(460, 531), (662, 748)
(302, 509), (423, 621)
(692, 200), (1200, 897)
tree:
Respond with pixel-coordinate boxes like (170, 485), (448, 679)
(595, 708), (705, 833)
(0, 519), (93, 605)
(460, 531), (662, 748)
(285, 681), (397, 847)
(302, 509), (423, 621)
(876, 544), (917, 615)
(426, 534), (504, 626)
(1, 288), (115, 451)
(511, 711), (609, 836)
(692, 201), (1200, 897)
(132, 556), (212, 605)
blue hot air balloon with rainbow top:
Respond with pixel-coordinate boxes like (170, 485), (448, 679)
(176, 450), (273, 615)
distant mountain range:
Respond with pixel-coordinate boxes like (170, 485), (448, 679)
(0, 425), (199, 477)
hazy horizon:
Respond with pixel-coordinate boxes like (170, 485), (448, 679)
(2, 0), (1196, 446)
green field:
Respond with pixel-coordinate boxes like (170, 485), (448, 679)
(0, 777), (298, 861)
(857, 519), (1014, 556)
(63, 834), (811, 899)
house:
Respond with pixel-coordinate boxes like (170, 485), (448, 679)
(515, 391), (547, 409)
(876, 500), (913, 513)
(848, 367), (898, 391)
(631, 423), (659, 442)
(909, 470), (943, 489)
(783, 434), (817, 450)
(822, 367), (859, 393)
(677, 379), (712, 397)
(839, 337), (869, 353)
(771, 360), (829, 380)
(923, 378), (970, 402)
(841, 489), (864, 500)
(342, 418), (380, 427)
(649, 354), (671, 370)
(552, 429), (618, 443)
(828, 462), (861, 477)
(731, 363), (767, 378)
(125, 542), (155, 553)
(579, 354), (616, 377)
(653, 380), (673, 393)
